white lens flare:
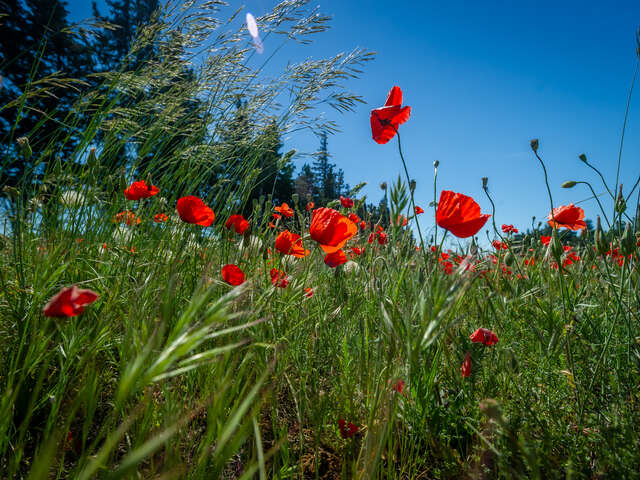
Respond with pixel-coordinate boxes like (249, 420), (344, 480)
(245, 13), (264, 54)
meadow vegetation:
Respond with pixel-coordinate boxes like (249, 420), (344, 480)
(1, 1), (640, 478)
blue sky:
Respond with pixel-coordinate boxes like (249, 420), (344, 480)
(69, 1), (640, 239)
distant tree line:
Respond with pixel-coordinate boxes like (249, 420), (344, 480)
(1, 0), (391, 225)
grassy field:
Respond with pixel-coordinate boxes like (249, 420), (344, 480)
(1, 2), (640, 478)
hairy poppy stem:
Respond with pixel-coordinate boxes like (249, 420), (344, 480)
(394, 131), (426, 257)
(613, 58), (638, 222)
(575, 181), (611, 228)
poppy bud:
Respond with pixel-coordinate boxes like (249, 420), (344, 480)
(409, 179), (416, 193)
(621, 222), (635, 256)
(561, 181), (577, 188)
(17, 136), (32, 159)
(87, 147), (98, 170)
(380, 182), (387, 191)
(578, 153), (587, 163)
(550, 230), (563, 262)
(595, 216), (607, 255)
(433, 160), (440, 169)
(481, 177), (488, 190)
(530, 138), (539, 153)
(504, 251), (514, 266)
(469, 237), (478, 256)
(615, 185), (626, 214)
(291, 193), (299, 207)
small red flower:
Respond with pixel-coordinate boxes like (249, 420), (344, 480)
(359, 221), (366, 230)
(540, 235), (551, 246)
(306, 201), (315, 212)
(470, 328), (499, 346)
(461, 351), (471, 378)
(154, 212), (168, 223)
(324, 249), (347, 268)
(309, 207), (357, 253)
(221, 264), (245, 286)
(348, 213), (360, 224)
(501, 224), (518, 234)
(436, 190), (490, 238)
(114, 210), (141, 226)
(275, 230), (309, 258)
(340, 196), (354, 208)
(350, 246), (363, 256)
(394, 215), (408, 227)
(43, 285), (99, 317)
(370, 86), (411, 144)
(391, 379), (405, 395)
(270, 268), (289, 288)
(304, 287), (314, 298)
(225, 214), (250, 235)
(274, 203), (294, 218)
(547, 204), (586, 231)
(124, 180), (159, 200)
(377, 231), (388, 245)
(177, 196), (215, 226)
(339, 419), (358, 439)
(414, 206), (424, 215)
(492, 240), (508, 250)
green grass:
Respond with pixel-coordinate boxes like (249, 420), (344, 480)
(1, 1), (640, 478)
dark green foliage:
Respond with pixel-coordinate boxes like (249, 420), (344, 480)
(0, 0), (94, 188)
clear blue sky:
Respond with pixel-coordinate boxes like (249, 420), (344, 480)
(69, 1), (640, 238)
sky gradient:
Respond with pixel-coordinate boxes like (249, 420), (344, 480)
(69, 0), (640, 240)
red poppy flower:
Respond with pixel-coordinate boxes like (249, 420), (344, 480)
(114, 210), (141, 226)
(435, 190), (490, 238)
(124, 180), (159, 200)
(492, 240), (508, 250)
(377, 231), (388, 245)
(391, 379), (405, 394)
(461, 352), (471, 378)
(470, 327), (499, 346)
(272, 213), (281, 220)
(370, 86), (411, 144)
(394, 215), (408, 227)
(275, 230), (310, 258)
(43, 285), (99, 317)
(340, 196), (354, 208)
(547, 204), (586, 231)
(359, 221), (366, 230)
(309, 207), (357, 253)
(304, 287), (314, 298)
(270, 268), (289, 288)
(221, 264), (245, 286)
(339, 419), (358, 439)
(540, 235), (551, 246)
(274, 203), (294, 218)
(501, 224), (518, 234)
(176, 196), (215, 226)
(154, 213), (168, 223)
(306, 201), (315, 212)
(324, 249), (347, 268)
(415, 206), (424, 215)
(350, 246), (363, 256)
(225, 214), (250, 235)
(348, 213), (360, 224)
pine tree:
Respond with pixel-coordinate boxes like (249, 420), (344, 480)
(0, 0), (94, 189)
(91, 0), (159, 70)
(310, 131), (348, 205)
(295, 164), (315, 202)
